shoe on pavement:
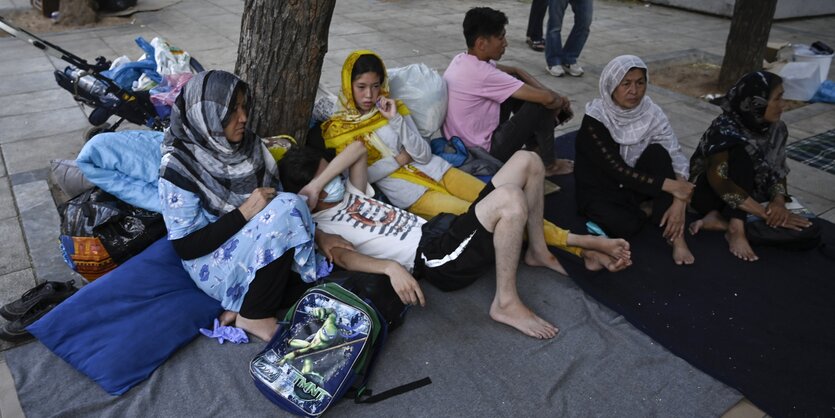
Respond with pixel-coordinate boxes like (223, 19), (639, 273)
(562, 63), (584, 77)
(0, 280), (77, 321)
(546, 65), (565, 77)
(0, 302), (58, 343)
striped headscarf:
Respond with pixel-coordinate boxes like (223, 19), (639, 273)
(160, 70), (278, 217)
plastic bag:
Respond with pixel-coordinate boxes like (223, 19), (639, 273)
(779, 61), (821, 101)
(58, 188), (166, 281)
(388, 63), (448, 138)
(150, 73), (194, 118)
(151, 37), (191, 76)
(811, 80), (835, 104)
(311, 84), (339, 125)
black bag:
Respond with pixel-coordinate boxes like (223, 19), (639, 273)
(745, 219), (822, 250)
(58, 187), (166, 280)
(324, 270), (408, 332)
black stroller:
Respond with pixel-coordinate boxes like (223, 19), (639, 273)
(0, 16), (203, 139)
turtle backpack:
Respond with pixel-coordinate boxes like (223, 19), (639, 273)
(250, 282), (429, 416)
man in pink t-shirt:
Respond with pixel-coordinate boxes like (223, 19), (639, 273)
(443, 7), (574, 176)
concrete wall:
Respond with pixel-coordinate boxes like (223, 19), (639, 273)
(650, 0), (835, 20)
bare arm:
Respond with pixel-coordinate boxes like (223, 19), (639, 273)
(511, 84), (565, 110)
(330, 247), (425, 306)
(496, 63), (545, 89)
(310, 140), (368, 193)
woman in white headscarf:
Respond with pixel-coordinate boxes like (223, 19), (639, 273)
(574, 55), (696, 265)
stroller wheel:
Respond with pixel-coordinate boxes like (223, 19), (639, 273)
(84, 123), (112, 142)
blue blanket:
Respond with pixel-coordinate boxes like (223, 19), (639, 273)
(76, 131), (163, 213)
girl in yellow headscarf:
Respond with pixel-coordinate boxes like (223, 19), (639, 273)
(322, 50), (586, 256)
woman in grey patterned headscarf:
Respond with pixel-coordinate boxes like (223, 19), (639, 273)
(574, 55), (696, 266)
(158, 70), (329, 341)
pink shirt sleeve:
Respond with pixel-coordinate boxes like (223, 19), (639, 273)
(443, 54), (524, 152)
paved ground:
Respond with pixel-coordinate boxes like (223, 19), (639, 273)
(0, 0), (833, 358)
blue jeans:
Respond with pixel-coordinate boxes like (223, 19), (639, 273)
(545, 0), (593, 66)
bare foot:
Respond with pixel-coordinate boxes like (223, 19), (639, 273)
(575, 235), (631, 261)
(489, 298), (558, 339)
(671, 237), (695, 265)
(545, 159), (574, 176)
(235, 315), (279, 342)
(689, 210), (729, 235)
(524, 248), (567, 275)
(219, 310), (238, 326)
(726, 221), (758, 262)
(582, 249), (632, 272)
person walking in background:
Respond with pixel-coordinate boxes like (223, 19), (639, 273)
(545, 0), (593, 77)
(525, 0), (548, 52)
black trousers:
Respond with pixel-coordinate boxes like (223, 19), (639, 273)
(238, 250), (311, 319)
(490, 97), (556, 166)
(584, 144), (675, 239)
(691, 146), (755, 221)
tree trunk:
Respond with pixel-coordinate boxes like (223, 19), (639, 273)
(717, 0), (778, 90)
(235, 0), (336, 145)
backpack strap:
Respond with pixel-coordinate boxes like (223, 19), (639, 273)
(350, 377), (432, 404)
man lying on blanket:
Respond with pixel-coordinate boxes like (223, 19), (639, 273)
(279, 141), (631, 339)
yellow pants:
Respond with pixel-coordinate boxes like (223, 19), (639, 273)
(408, 168), (583, 257)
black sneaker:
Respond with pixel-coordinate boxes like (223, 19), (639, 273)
(0, 302), (58, 343)
(0, 280), (77, 321)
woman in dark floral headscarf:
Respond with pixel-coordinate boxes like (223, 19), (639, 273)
(688, 71), (812, 262)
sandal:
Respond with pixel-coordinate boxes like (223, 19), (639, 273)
(526, 38), (545, 52)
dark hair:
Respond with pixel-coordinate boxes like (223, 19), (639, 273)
(278, 147), (324, 194)
(628, 67), (647, 81)
(351, 54), (386, 84)
(463, 7), (508, 48)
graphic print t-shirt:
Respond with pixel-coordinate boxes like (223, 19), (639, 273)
(312, 180), (425, 273)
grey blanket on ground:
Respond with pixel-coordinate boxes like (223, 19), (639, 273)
(3, 266), (740, 417)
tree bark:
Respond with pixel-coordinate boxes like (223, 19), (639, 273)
(235, 0), (336, 145)
(717, 0), (778, 90)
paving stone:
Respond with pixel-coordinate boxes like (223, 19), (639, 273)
(0, 107), (88, 145)
(0, 268), (36, 310)
(782, 102), (835, 125)
(13, 180), (68, 283)
(2, 130), (86, 175)
(786, 159), (835, 202)
(0, 88), (79, 118)
(0, 217), (29, 276)
(0, 176), (14, 220)
(0, 70), (58, 97)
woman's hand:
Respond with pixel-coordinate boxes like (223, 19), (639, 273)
(384, 262), (425, 307)
(765, 197), (790, 228)
(376, 97), (397, 119)
(314, 230), (355, 261)
(660, 198), (686, 241)
(780, 213), (813, 231)
(239, 187), (276, 220)
(662, 178), (695, 201)
(394, 147), (413, 166)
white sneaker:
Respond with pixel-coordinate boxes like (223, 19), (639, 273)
(546, 65), (565, 77)
(562, 63), (584, 77)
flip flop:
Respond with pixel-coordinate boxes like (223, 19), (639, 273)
(526, 38), (545, 52)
